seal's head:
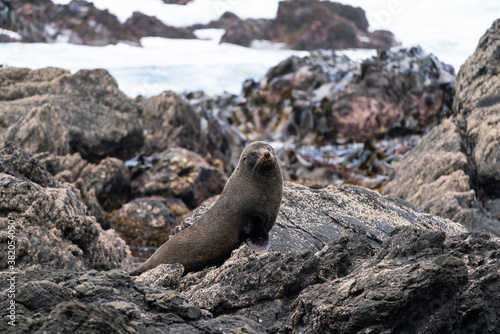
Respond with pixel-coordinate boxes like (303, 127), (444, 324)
(240, 141), (278, 176)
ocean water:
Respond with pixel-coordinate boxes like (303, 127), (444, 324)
(2, 0), (499, 97)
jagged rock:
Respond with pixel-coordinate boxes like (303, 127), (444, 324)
(210, 47), (454, 148)
(272, 0), (395, 51)
(1, 174), (498, 333)
(111, 197), (178, 247)
(35, 152), (131, 228)
(5, 0), (140, 45)
(0, 142), (132, 271)
(289, 228), (469, 333)
(124, 12), (196, 39)
(2, 103), (70, 156)
(0, 66), (144, 162)
(138, 90), (239, 173)
(134, 263), (184, 288)
(383, 20), (500, 236)
(182, 181), (467, 257)
(162, 0), (192, 4)
(194, 1), (397, 51)
(131, 146), (227, 208)
(79, 157), (131, 211)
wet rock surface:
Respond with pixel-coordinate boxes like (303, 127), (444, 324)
(383, 19), (500, 236)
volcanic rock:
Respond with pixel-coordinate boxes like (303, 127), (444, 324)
(0, 142), (132, 271)
(383, 19), (500, 236)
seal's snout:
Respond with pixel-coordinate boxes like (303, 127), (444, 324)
(264, 151), (271, 159)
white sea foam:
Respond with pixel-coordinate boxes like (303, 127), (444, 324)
(3, 0), (499, 96)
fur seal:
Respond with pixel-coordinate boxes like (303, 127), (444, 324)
(130, 141), (283, 276)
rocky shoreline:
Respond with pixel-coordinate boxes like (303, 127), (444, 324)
(0, 0), (396, 50)
(0, 0), (499, 331)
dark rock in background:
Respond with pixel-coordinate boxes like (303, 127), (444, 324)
(124, 11), (197, 40)
(111, 197), (179, 247)
(0, 67), (144, 163)
(272, 0), (396, 51)
(131, 146), (227, 208)
(0, 0), (199, 46)
(383, 19), (500, 236)
(191, 0), (397, 51)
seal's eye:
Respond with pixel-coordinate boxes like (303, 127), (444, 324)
(251, 151), (257, 157)
(267, 146), (272, 152)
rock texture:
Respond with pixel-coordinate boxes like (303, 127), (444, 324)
(110, 197), (178, 247)
(131, 146), (227, 208)
(181, 181), (467, 256)
(124, 11), (196, 40)
(138, 91), (241, 174)
(383, 19), (500, 236)
(1, 227), (498, 333)
(204, 47), (454, 147)
(0, 142), (132, 271)
(192, 0), (397, 51)
(1, 0), (197, 45)
(0, 66), (144, 163)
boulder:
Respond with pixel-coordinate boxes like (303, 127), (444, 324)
(181, 181), (467, 255)
(383, 19), (500, 236)
(138, 90), (240, 173)
(131, 146), (227, 208)
(124, 12), (197, 39)
(110, 197), (178, 247)
(5, 0), (140, 45)
(34, 152), (131, 229)
(194, 0), (397, 51)
(2, 228), (497, 333)
(272, 0), (395, 50)
(0, 66), (144, 163)
(0, 142), (132, 271)
(212, 47), (454, 146)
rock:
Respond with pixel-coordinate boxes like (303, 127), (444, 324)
(35, 152), (131, 229)
(0, 67), (144, 163)
(131, 146), (227, 208)
(289, 228), (469, 333)
(219, 14), (271, 47)
(194, 1), (397, 51)
(210, 47), (454, 148)
(2, 103), (70, 156)
(383, 20), (500, 236)
(181, 181), (467, 256)
(138, 90), (239, 173)
(6, 0), (140, 45)
(79, 157), (131, 211)
(0, 142), (132, 271)
(162, 0), (192, 4)
(124, 12), (196, 39)
(272, 0), (380, 50)
(37, 302), (137, 334)
(134, 263), (184, 288)
(1, 174), (498, 333)
(454, 20), (500, 115)
(111, 197), (178, 247)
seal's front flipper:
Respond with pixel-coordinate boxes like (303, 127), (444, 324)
(247, 235), (270, 255)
